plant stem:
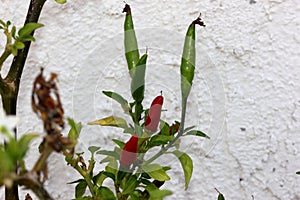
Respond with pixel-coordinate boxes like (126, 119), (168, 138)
(144, 98), (188, 164)
(32, 143), (53, 172)
(73, 163), (95, 197)
(1, 1), (47, 199)
(0, 50), (11, 70)
(17, 172), (54, 200)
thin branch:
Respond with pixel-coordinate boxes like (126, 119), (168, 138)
(3, 1), (47, 199)
(143, 98), (188, 164)
(17, 172), (54, 200)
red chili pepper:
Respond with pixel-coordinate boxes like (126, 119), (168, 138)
(145, 95), (164, 132)
(120, 135), (138, 167)
(169, 123), (179, 135)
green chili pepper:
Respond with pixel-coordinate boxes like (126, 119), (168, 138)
(131, 53), (147, 103)
(123, 4), (140, 78)
(180, 16), (205, 100)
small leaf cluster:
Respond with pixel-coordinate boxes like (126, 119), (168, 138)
(0, 126), (38, 187)
(0, 19), (43, 68)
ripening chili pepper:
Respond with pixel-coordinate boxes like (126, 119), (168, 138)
(131, 53), (147, 103)
(180, 16), (205, 100)
(120, 135), (139, 167)
(123, 4), (140, 78)
(145, 95), (164, 132)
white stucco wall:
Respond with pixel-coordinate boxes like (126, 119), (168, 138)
(1, 0), (300, 199)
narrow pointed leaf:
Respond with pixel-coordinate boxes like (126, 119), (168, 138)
(141, 164), (170, 181)
(14, 41), (25, 49)
(102, 91), (129, 112)
(172, 150), (193, 190)
(96, 150), (119, 159)
(183, 125), (196, 133)
(88, 116), (128, 129)
(18, 23), (43, 38)
(17, 133), (39, 161)
(68, 118), (82, 140)
(88, 146), (100, 155)
(149, 189), (172, 200)
(95, 186), (115, 200)
(112, 139), (125, 149)
(122, 175), (139, 195)
(75, 181), (87, 198)
(147, 135), (173, 148)
(184, 130), (210, 139)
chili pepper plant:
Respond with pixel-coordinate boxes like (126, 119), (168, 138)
(0, 1), (228, 200)
(64, 4), (209, 199)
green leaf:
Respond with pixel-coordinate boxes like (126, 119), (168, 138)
(162, 166), (171, 171)
(0, 148), (13, 174)
(4, 132), (38, 164)
(144, 184), (158, 193)
(0, 19), (5, 26)
(122, 175), (139, 195)
(88, 146), (100, 155)
(67, 179), (84, 184)
(140, 178), (152, 185)
(100, 156), (113, 164)
(184, 130), (210, 139)
(11, 46), (18, 56)
(88, 116), (128, 129)
(74, 197), (92, 200)
(17, 35), (35, 42)
(112, 139), (125, 149)
(130, 190), (142, 200)
(93, 171), (109, 187)
(102, 91), (129, 112)
(103, 171), (116, 181)
(11, 26), (16, 38)
(148, 189), (172, 200)
(172, 150), (193, 190)
(75, 181), (87, 198)
(17, 133), (39, 161)
(105, 157), (118, 177)
(68, 118), (82, 140)
(55, 0), (67, 4)
(123, 127), (135, 134)
(141, 164), (170, 181)
(147, 135), (173, 148)
(296, 171), (300, 175)
(159, 120), (170, 135)
(18, 23), (43, 38)
(97, 149), (120, 160)
(95, 186), (116, 200)
(183, 125), (196, 133)
(13, 41), (25, 50)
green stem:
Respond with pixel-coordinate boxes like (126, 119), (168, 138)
(32, 143), (53, 172)
(73, 164), (95, 197)
(144, 98), (188, 165)
(0, 49), (11, 70)
(115, 182), (122, 199)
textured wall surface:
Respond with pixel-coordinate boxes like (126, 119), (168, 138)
(1, 0), (300, 199)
